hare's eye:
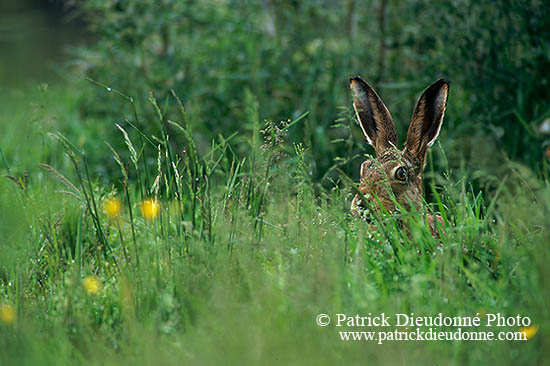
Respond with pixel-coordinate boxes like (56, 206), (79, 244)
(394, 166), (407, 181)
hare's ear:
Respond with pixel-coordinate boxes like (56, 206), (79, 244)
(404, 79), (449, 168)
(350, 76), (397, 156)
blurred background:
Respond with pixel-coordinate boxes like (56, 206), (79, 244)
(1, 2), (549, 364)
(1, 0), (549, 189)
(0, 0), (86, 87)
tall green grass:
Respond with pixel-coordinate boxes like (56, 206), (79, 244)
(0, 85), (548, 365)
(72, 0), (550, 182)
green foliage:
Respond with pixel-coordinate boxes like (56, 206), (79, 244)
(72, 0), (550, 184)
(73, 0), (374, 181)
(1, 0), (550, 364)
(1, 86), (549, 364)
(415, 0), (550, 167)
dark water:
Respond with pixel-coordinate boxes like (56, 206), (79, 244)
(0, 0), (87, 89)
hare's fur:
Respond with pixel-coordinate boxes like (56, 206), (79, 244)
(349, 76), (449, 237)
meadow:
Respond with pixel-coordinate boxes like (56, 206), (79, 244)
(0, 1), (549, 365)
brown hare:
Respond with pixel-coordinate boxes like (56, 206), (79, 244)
(349, 76), (449, 237)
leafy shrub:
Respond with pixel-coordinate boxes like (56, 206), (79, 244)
(72, 0), (550, 187)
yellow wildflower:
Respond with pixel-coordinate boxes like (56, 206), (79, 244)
(0, 304), (15, 325)
(83, 276), (102, 295)
(141, 198), (160, 220)
(103, 197), (122, 218)
(520, 325), (539, 340)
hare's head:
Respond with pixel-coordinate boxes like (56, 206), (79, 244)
(349, 76), (449, 219)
